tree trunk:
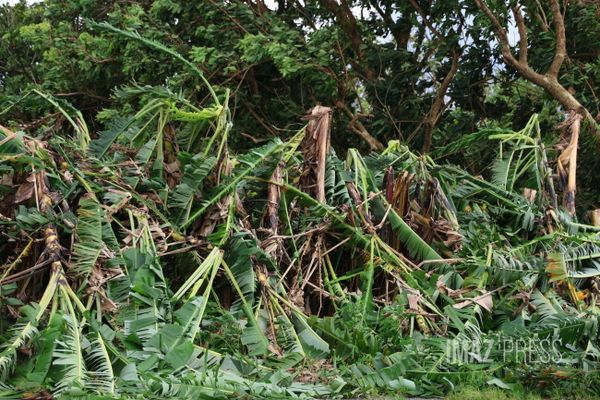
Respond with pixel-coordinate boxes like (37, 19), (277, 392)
(301, 105), (332, 203)
(422, 51), (460, 153)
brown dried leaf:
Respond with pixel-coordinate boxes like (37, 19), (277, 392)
(454, 291), (493, 312)
(14, 180), (34, 204)
(436, 276), (463, 298)
(407, 293), (421, 311)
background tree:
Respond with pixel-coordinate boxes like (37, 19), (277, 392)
(1, 0), (600, 200)
(3, 1), (600, 398)
(474, 0), (598, 132)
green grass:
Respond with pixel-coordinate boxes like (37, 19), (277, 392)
(446, 386), (600, 400)
(446, 387), (540, 400)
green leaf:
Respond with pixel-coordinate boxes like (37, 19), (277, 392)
(71, 196), (103, 277)
(164, 341), (194, 369)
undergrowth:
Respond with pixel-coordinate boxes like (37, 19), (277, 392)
(0, 23), (599, 399)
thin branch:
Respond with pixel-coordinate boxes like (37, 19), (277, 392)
(319, 0), (376, 80)
(473, 0), (514, 62)
(547, 0), (567, 78)
(422, 50), (461, 153)
(367, 0), (401, 45)
(336, 101), (384, 151)
(408, 0), (445, 41)
(511, 5), (528, 64)
(534, 0), (550, 31)
(241, 99), (280, 137)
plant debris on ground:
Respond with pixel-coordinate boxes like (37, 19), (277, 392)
(1, 23), (600, 400)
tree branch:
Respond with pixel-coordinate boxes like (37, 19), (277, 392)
(367, 0), (404, 47)
(319, 0), (363, 60)
(319, 0), (376, 80)
(511, 5), (528, 64)
(475, 0), (545, 83)
(473, 0), (514, 62)
(422, 50), (461, 153)
(547, 0), (567, 78)
(336, 101), (384, 151)
(474, 0), (599, 136)
(408, 0), (445, 41)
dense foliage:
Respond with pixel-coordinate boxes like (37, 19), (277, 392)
(1, 1), (600, 399)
